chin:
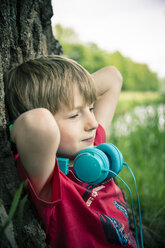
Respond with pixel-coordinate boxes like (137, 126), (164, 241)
(57, 151), (78, 160)
(85, 144), (94, 149)
(57, 144), (94, 160)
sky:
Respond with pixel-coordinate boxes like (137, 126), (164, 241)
(51, 0), (165, 78)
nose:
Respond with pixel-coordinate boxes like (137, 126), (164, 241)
(84, 112), (98, 131)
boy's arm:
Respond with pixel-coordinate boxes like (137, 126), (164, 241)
(92, 66), (123, 133)
(11, 108), (60, 199)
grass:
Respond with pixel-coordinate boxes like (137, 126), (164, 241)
(108, 91), (165, 237)
(115, 91), (165, 117)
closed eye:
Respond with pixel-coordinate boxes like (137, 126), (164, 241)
(89, 106), (95, 112)
(69, 113), (79, 119)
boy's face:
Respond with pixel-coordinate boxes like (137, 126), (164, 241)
(54, 85), (98, 159)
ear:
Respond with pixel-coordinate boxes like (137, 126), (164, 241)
(96, 143), (123, 177)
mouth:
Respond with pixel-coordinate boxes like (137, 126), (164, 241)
(81, 136), (95, 143)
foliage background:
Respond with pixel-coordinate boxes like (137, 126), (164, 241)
(54, 24), (161, 92)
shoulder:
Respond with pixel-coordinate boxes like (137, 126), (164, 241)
(94, 124), (106, 146)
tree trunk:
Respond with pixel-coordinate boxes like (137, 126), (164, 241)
(0, 0), (62, 247)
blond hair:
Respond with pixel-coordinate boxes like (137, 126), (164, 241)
(4, 55), (97, 121)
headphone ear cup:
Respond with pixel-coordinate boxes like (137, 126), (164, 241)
(73, 148), (110, 184)
(96, 143), (123, 178)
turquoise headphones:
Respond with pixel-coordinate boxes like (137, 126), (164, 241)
(57, 143), (123, 184)
(58, 143), (144, 248)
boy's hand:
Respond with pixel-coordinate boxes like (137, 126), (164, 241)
(11, 108), (60, 199)
(92, 66), (123, 133)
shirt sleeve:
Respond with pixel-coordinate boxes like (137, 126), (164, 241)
(15, 155), (61, 204)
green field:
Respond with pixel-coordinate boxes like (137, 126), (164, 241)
(108, 91), (165, 238)
(115, 91), (165, 117)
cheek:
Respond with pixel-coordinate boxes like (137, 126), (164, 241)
(58, 124), (77, 147)
(57, 126), (79, 157)
(60, 131), (73, 145)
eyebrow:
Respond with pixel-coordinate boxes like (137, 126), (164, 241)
(72, 102), (94, 111)
(73, 105), (84, 110)
(62, 105), (83, 114)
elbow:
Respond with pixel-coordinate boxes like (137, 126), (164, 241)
(107, 65), (123, 86)
(13, 108), (60, 148)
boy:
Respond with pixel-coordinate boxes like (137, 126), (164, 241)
(5, 56), (136, 247)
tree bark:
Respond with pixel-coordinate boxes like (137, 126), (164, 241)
(0, 0), (62, 247)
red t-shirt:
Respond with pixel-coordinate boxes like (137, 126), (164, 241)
(15, 124), (137, 248)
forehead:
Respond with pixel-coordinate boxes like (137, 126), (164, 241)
(72, 85), (84, 107)
(56, 76), (97, 114)
(61, 85), (85, 112)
